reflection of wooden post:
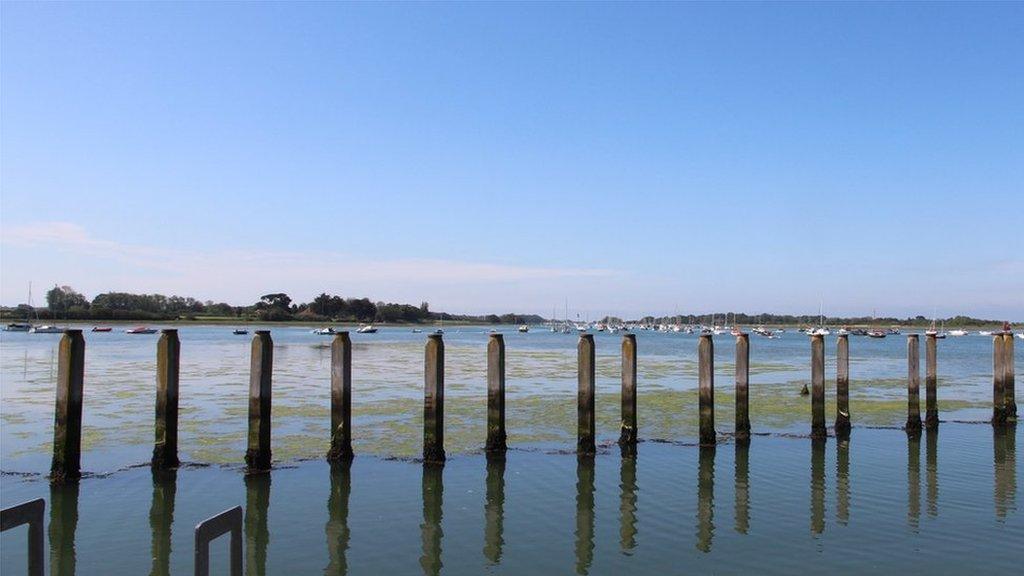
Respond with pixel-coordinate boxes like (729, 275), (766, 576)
(420, 465), (444, 576)
(810, 334), (826, 439)
(734, 441), (749, 534)
(575, 456), (595, 573)
(244, 473), (271, 576)
(49, 481), (80, 576)
(485, 334), (507, 453)
(326, 460), (352, 575)
(735, 334), (751, 440)
(619, 334), (638, 452)
(245, 331), (273, 472)
(149, 468), (177, 576)
(1004, 333), (1016, 422)
(327, 332), (353, 461)
(836, 437), (850, 525)
(577, 335), (596, 455)
(906, 335), (922, 434)
(424, 335), (446, 464)
(483, 455), (505, 563)
(153, 329), (181, 469)
(698, 335), (716, 446)
(992, 335), (1006, 426)
(811, 438), (825, 534)
(925, 334), (939, 429)
(696, 446), (715, 552)
(619, 456), (638, 551)
(835, 335), (851, 436)
(51, 330), (85, 483)
(907, 434), (921, 529)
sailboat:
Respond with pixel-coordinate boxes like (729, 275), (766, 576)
(808, 303), (830, 336)
(6, 283), (37, 331)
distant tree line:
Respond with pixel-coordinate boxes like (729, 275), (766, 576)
(0, 285), (544, 324)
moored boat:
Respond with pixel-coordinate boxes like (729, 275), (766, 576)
(91, 326), (112, 332)
(867, 329), (886, 338)
(233, 329), (248, 335)
(31, 325), (65, 334)
(313, 327), (338, 335)
(518, 325), (529, 333)
(4, 322), (33, 332)
(948, 329), (968, 337)
(126, 326), (158, 334)
(356, 324), (378, 334)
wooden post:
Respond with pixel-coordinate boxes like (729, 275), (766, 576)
(50, 329), (85, 483)
(735, 333), (750, 440)
(810, 334), (826, 439)
(245, 331), (273, 472)
(906, 334), (922, 434)
(925, 333), (939, 428)
(698, 334), (716, 446)
(835, 334), (851, 436)
(152, 329), (180, 469)
(577, 334), (596, 455)
(992, 335), (1006, 426)
(1004, 333), (1016, 422)
(485, 334), (507, 453)
(619, 334), (638, 453)
(327, 332), (353, 461)
(424, 334), (445, 464)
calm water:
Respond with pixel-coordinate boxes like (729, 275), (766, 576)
(1, 325), (1020, 573)
(1, 426), (1020, 574)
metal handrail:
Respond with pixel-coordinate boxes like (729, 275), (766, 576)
(1, 498), (45, 576)
(194, 506), (242, 576)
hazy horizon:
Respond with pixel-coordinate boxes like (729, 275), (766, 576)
(2, 2), (1021, 320)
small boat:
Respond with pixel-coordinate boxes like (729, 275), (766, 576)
(867, 329), (886, 338)
(412, 328), (423, 333)
(356, 324), (378, 334)
(313, 327), (337, 335)
(31, 325), (65, 334)
(808, 328), (831, 336)
(948, 329), (968, 337)
(978, 330), (993, 336)
(126, 326), (158, 334)
(1017, 333), (1024, 340)
(837, 327), (850, 336)
(233, 329), (248, 335)
(4, 322), (32, 332)
(731, 326), (744, 336)
(887, 327), (901, 335)
(91, 326), (112, 332)
(433, 329), (444, 335)
(518, 325), (529, 333)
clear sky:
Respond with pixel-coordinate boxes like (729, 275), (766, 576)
(1, 1), (1021, 319)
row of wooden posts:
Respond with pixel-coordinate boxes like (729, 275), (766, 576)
(48, 329), (1018, 482)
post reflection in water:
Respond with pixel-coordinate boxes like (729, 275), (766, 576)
(835, 437), (850, 526)
(907, 433), (921, 530)
(420, 464), (444, 576)
(245, 473), (271, 576)
(325, 460), (352, 575)
(574, 455), (595, 575)
(810, 438), (825, 535)
(619, 455), (637, 553)
(926, 429), (938, 518)
(149, 468), (177, 576)
(696, 446), (714, 553)
(483, 454), (505, 564)
(734, 441), (750, 535)
(993, 426), (1017, 520)
(49, 480), (80, 576)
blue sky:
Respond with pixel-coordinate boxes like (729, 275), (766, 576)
(1, 2), (1021, 319)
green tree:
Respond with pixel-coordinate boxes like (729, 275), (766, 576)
(46, 285), (88, 314)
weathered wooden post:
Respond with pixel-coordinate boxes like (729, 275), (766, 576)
(1004, 333), (1016, 422)
(327, 332), (353, 461)
(619, 334), (638, 453)
(485, 333), (507, 453)
(810, 334), (826, 439)
(698, 334), (716, 446)
(992, 335), (1006, 426)
(152, 329), (180, 469)
(906, 334), (922, 434)
(925, 333), (939, 429)
(245, 330), (273, 472)
(578, 334), (596, 455)
(835, 334), (851, 436)
(735, 333), (751, 441)
(424, 334), (446, 464)
(51, 329), (85, 483)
